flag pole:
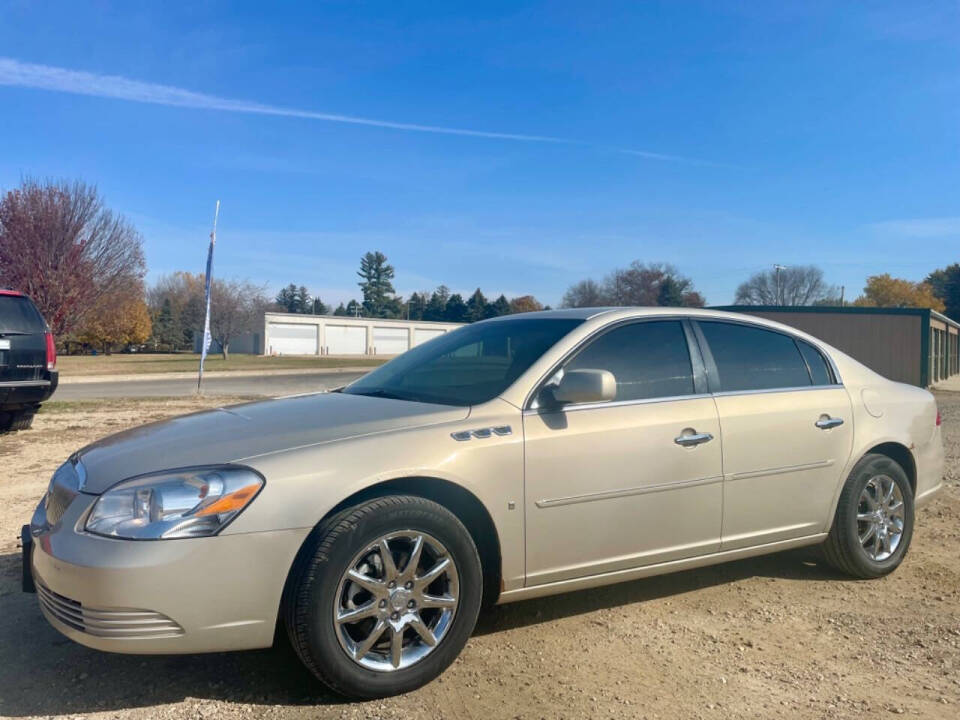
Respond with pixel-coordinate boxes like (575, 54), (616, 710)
(197, 200), (220, 393)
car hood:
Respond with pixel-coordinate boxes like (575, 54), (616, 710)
(75, 392), (469, 494)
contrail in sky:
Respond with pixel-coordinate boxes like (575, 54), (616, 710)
(0, 57), (718, 166)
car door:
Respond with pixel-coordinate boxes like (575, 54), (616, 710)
(523, 319), (724, 587)
(693, 320), (854, 551)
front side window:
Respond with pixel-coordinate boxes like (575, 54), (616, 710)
(564, 320), (695, 402)
(698, 321), (812, 392)
(344, 318), (582, 406)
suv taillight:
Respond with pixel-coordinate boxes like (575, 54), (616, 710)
(45, 332), (56, 371)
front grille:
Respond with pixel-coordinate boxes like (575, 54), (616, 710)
(44, 461), (81, 526)
(36, 581), (184, 639)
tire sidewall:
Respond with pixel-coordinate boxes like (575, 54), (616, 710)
(838, 455), (915, 577)
(295, 497), (482, 698)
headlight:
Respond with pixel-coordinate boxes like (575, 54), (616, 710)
(85, 466), (263, 540)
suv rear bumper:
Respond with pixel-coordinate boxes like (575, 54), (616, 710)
(0, 371), (58, 408)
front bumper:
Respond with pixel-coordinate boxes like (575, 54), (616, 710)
(28, 493), (309, 654)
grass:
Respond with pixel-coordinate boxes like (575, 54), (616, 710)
(56, 353), (387, 377)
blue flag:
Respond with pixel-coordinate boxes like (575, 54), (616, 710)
(197, 201), (219, 391)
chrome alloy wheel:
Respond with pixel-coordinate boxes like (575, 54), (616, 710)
(856, 475), (905, 562)
(333, 531), (459, 671)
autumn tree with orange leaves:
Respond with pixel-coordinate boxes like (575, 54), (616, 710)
(75, 280), (152, 353)
(853, 274), (945, 312)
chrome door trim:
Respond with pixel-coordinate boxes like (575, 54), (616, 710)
(727, 459), (835, 482)
(522, 392), (713, 416)
(535, 474), (723, 509)
(711, 385), (847, 399)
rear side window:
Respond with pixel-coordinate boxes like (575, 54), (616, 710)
(797, 340), (833, 385)
(699, 321), (810, 392)
(565, 320), (695, 401)
(0, 295), (46, 334)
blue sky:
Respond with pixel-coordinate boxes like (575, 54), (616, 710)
(0, 1), (957, 307)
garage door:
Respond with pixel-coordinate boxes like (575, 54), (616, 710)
(268, 323), (317, 355)
(373, 327), (409, 355)
(326, 325), (367, 355)
(413, 328), (446, 346)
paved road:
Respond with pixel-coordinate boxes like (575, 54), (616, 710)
(54, 371), (369, 400)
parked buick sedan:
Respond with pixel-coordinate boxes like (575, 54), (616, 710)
(24, 308), (943, 698)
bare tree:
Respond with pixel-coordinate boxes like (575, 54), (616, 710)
(0, 178), (145, 335)
(561, 279), (605, 308)
(209, 278), (269, 359)
(734, 265), (837, 306)
(561, 261), (705, 308)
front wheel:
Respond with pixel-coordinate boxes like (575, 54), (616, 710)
(284, 495), (482, 698)
(822, 453), (915, 579)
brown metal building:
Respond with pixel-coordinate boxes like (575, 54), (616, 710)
(714, 306), (960, 387)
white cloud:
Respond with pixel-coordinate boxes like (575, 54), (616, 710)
(0, 57), (711, 164)
(867, 217), (960, 238)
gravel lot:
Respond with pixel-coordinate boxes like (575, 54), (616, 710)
(1, 394), (958, 719)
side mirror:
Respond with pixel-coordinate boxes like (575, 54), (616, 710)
(547, 369), (617, 406)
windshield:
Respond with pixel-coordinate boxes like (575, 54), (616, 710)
(343, 317), (583, 406)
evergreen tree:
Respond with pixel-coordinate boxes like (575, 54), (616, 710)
(490, 294), (511, 317)
(407, 292), (425, 320)
(657, 276), (685, 306)
(311, 297), (330, 315)
(156, 297), (179, 348)
(345, 299), (363, 317)
(444, 293), (469, 323)
(466, 288), (488, 322)
(294, 285), (312, 313)
(275, 284), (299, 313)
(424, 285), (451, 321)
(333, 302), (347, 316)
(357, 251), (397, 318)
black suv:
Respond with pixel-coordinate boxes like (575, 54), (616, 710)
(0, 290), (57, 431)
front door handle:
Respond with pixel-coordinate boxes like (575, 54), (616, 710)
(815, 416), (844, 430)
(674, 431), (714, 447)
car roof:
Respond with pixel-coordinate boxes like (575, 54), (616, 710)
(482, 306), (783, 323)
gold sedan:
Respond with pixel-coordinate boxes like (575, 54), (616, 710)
(25, 308), (944, 698)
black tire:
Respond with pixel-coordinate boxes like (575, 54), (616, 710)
(0, 405), (37, 432)
(9, 408), (36, 431)
(284, 495), (483, 699)
(822, 453), (915, 579)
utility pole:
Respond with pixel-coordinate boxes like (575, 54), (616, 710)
(774, 264), (787, 305)
(840, 286), (845, 307)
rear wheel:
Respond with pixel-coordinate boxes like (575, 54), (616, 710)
(284, 495), (482, 698)
(0, 406), (36, 432)
(822, 453), (914, 578)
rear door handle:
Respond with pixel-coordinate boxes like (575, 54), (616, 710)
(815, 416), (844, 429)
(674, 431), (714, 447)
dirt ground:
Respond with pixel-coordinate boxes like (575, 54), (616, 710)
(1, 394), (958, 720)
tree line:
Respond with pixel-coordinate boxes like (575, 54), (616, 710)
(273, 250), (548, 323)
(2, 178), (959, 356)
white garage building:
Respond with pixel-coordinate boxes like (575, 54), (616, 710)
(263, 312), (464, 356)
